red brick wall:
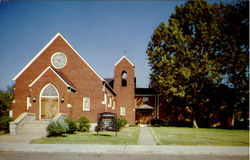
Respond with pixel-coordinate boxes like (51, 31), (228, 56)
(13, 35), (115, 123)
(113, 58), (135, 124)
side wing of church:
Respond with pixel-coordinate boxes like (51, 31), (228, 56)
(12, 33), (163, 124)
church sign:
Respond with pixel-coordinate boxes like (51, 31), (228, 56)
(97, 112), (117, 135)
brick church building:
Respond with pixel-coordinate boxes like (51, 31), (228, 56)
(12, 33), (167, 124)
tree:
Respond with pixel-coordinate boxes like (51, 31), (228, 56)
(218, 1), (249, 128)
(0, 84), (14, 117)
(147, 0), (249, 128)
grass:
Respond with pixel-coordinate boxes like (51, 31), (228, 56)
(31, 127), (140, 145)
(150, 127), (249, 146)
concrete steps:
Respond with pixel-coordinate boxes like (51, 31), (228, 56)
(17, 120), (50, 137)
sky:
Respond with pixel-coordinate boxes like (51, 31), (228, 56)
(0, 1), (188, 90)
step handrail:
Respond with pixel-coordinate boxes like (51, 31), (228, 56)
(52, 113), (68, 121)
(10, 112), (36, 136)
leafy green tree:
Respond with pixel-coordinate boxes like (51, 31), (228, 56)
(0, 84), (14, 117)
(147, 1), (222, 128)
(147, 0), (248, 128)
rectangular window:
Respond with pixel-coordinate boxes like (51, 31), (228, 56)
(104, 93), (107, 104)
(27, 97), (31, 110)
(83, 97), (90, 111)
(142, 97), (149, 102)
(112, 101), (115, 110)
(120, 107), (126, 116)
(108, 97), (112, 107)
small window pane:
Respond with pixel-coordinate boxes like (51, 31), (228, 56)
(120, 107), (125, 116)
(142, 97), (149, 102)
(83, 97), (90, 111)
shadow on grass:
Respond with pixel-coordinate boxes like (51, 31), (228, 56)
(92, 134), (112, 137)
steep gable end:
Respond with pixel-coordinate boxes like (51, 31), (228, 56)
(13, 33), (105, 82)
(115, 56), (135, 68)
(29, 66), (76, 91)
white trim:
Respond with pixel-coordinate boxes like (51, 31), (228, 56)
(29, 66), (75, 90)
(40, 96), (59, 98)
(26, 97), (31, 110)
(13, 33), (61, 81)
(112, 101), (115, 110)
(39, 83), (59, 120)
(13, 32), (105, 82)
(108, 97), (112, 107)
(115, 56), (135, 67)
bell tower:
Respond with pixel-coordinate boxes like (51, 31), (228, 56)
(113, 56), (135, 124)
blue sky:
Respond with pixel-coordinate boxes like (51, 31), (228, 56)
(0, 1), (187, 90)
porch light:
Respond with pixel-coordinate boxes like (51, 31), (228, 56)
(33, 96), (36, 102)
(61, 97), (64, 103)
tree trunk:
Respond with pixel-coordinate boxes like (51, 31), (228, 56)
(231, 112), (235, 128)
(193, 119), (198, 128)
(192, 108), (199, 128)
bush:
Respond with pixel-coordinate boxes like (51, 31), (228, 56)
(46, 120), (69, 137)
(151, 119), (167, 127)
(77, 116), (90, 132)
(116, 117), (127, 131)
(64, 118), (78, 134)
(0, 116), (13, 133)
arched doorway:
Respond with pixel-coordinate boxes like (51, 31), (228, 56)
(40, 84), (59, 119)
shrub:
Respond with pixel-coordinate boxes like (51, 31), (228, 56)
(64, 118), (78, 134)
(77, 116), (90, 132)
(151, 119), (167, 127)
(46, 120), (69, 137)
(116, 117), (127, 131)
(95, 125), (100, 132)
(0, 116), (13, 133)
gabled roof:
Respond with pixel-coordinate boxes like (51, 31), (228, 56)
(136, 104), (154, 110)
(13, 33), (104, 82)
(13, 32), (116, 95)
(115, 56), (135, 67)
(29, 66), (76, 91)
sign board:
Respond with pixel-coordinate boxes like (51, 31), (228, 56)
(97, 112), (117, 135)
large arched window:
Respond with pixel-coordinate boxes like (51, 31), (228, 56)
(121, 71), (127, 86)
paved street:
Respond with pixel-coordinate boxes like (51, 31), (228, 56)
(0, 151), (248, 160)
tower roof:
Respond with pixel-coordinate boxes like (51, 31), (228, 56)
(114, 56), (135, 67)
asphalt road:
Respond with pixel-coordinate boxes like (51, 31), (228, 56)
(0, 152), (248, 160)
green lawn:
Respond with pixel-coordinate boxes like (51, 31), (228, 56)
(31, 127), (140, 145)
(150, 127), (249, 146)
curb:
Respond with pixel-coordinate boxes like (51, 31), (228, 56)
(0, 143), (248, 156)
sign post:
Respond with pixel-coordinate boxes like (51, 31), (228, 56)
(97, 112), (117, 136)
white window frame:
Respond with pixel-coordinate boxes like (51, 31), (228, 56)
(108, 97), (112, 107)
(104, 93), (107, 104)
(83, 97), (90, 111)
(112, 101), (116, 110)
(120, 107), (126, 116)
(27, 97), (31, 110)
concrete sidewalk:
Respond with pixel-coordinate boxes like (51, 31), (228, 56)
(0, 130), (248, 156)
(0, 143), (248, 156)
(138, 126), (156, 145)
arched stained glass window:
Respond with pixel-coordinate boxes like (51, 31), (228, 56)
(41, 84), (58, 97)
